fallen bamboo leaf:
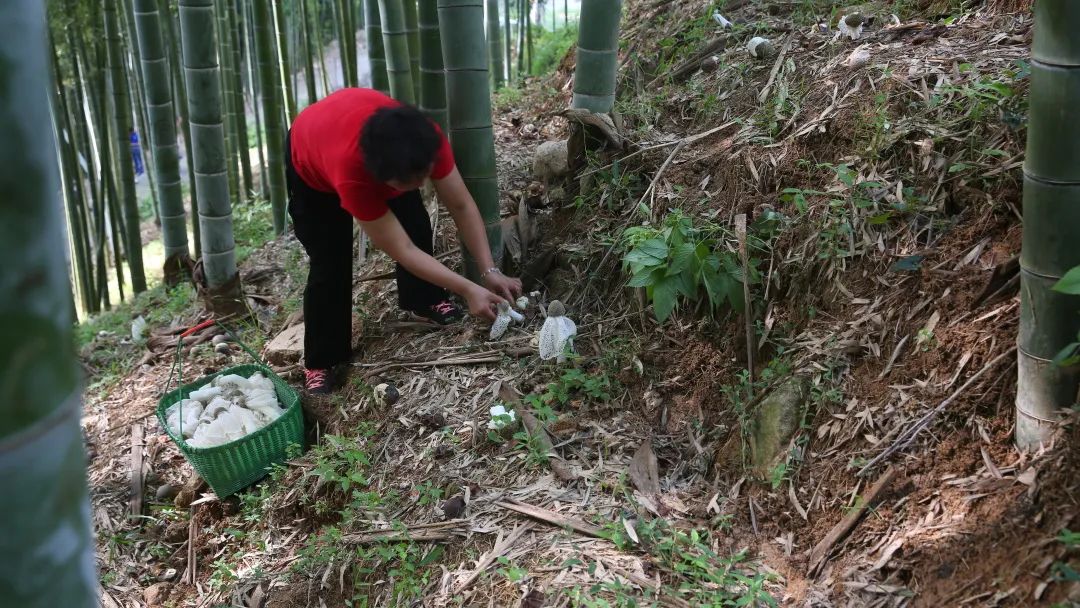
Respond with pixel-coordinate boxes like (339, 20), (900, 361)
(495, 499), (604, 538)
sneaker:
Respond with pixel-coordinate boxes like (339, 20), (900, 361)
(304, 368), (333, 394)
(410, 300), (464, 325)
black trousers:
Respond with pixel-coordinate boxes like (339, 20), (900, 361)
(285, 133), (448, 369)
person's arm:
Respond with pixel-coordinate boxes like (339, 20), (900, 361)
(359, 211), (503, 320)
(433, 167), (522, 301)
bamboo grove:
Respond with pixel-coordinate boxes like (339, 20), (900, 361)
(46, 0), (577, 321)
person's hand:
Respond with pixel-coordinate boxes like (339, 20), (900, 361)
(465, 285), (503, 321)
(483, 271), (523, 303)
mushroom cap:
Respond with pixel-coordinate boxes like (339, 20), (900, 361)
(547, 300), (566, 317)
(497, 301), (511, 314)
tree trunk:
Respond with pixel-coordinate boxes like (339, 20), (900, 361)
(1, 3), (98, 601)
(571, 0), (621, 113)
(300, 0), (319, 105)
(104, 0), (148, 293)
(379, 0), (417, 103)
(177, 0), (244, 314)
(438, 0), (501, 279)
(132, 0), (192, 285)
(418, 0), (448, 131)
(159, 0), (201, 258)
(365, 0), (391, 94)
(253, 0), (289, 235)
(487, 0), (504, 89)
(272, 0), (297, 120)
(1016, 0), (1080, 449)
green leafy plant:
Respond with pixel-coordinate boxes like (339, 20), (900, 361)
(531, 23), (578, 76)
(780, 164), (926, 260)
(595, 518), (777, 606)
(1053, 529), (1080, 584)
(496, 556), (528, 582)
(622, 211), (758, 323)
(1052, 266), (1080, 367)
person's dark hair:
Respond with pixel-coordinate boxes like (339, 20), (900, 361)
(360, 105), (441, 183)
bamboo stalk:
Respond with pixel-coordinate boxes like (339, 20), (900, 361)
(253, 0), (289, 234)
(334, 0), (351, 85)
(49, 31), (95, 313)
(132, 0), (192, 284)
(245, 0), (269, 196)
(104, 0), (148, 293)
(417, 0), (447, 130)
(439, 0), (502, 279)
(365, 0), (391, 94)
(487, 0), (504, 89)
(1, 5), (96, 602)
(299, 0), (318, 105)
(572, 0), (622, 113)
(503, 0), (511, 82)
(215, 0), (241, 205)
(159, 0), (201, 258)
(1016, 0), (1080, 449)
(404, 0), (421, 90)
(177, 0), (242, 308)
(228, 0), (254, 196)
(380, 0), (418, 103)
(273, 0), (296, 120)
(314, 0), (332, 95)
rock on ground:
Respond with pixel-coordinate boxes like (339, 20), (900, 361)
(264, 323), (305, 366)
(749, 376), (808, 477)
(533, 140), (569, 181)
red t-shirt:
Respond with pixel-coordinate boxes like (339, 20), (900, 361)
(289, 88), (455, 221)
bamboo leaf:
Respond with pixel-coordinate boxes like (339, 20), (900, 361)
(1052, 265), (1080, 294)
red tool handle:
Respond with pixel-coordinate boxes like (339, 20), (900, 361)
(180, 318), (215, 338)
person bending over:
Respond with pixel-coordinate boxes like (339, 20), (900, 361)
(286, 88), (522, 394)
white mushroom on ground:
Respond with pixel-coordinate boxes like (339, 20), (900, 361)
(747, 36), (773, 59)
(838, 13), (865, 40)
(515, 295), (530, 311)
(538, 300), (577, 363)
(487, 404), (517, 430)
(490, 301), (526, 340)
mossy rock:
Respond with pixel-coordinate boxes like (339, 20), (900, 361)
(748, 377), (808, 478)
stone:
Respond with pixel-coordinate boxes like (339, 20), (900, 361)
(532, 140), (569, 180)
(264, 323), (305, 365)
(211, 334), (228, 346)
(155, 483), (178, 501)
(144, 582), (171, 606)
(748, 377), (808, 477)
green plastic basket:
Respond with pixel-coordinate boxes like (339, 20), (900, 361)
(157, 321), (305, 497)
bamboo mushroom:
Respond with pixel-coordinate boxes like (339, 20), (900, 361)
(538, 300), (577, 362)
